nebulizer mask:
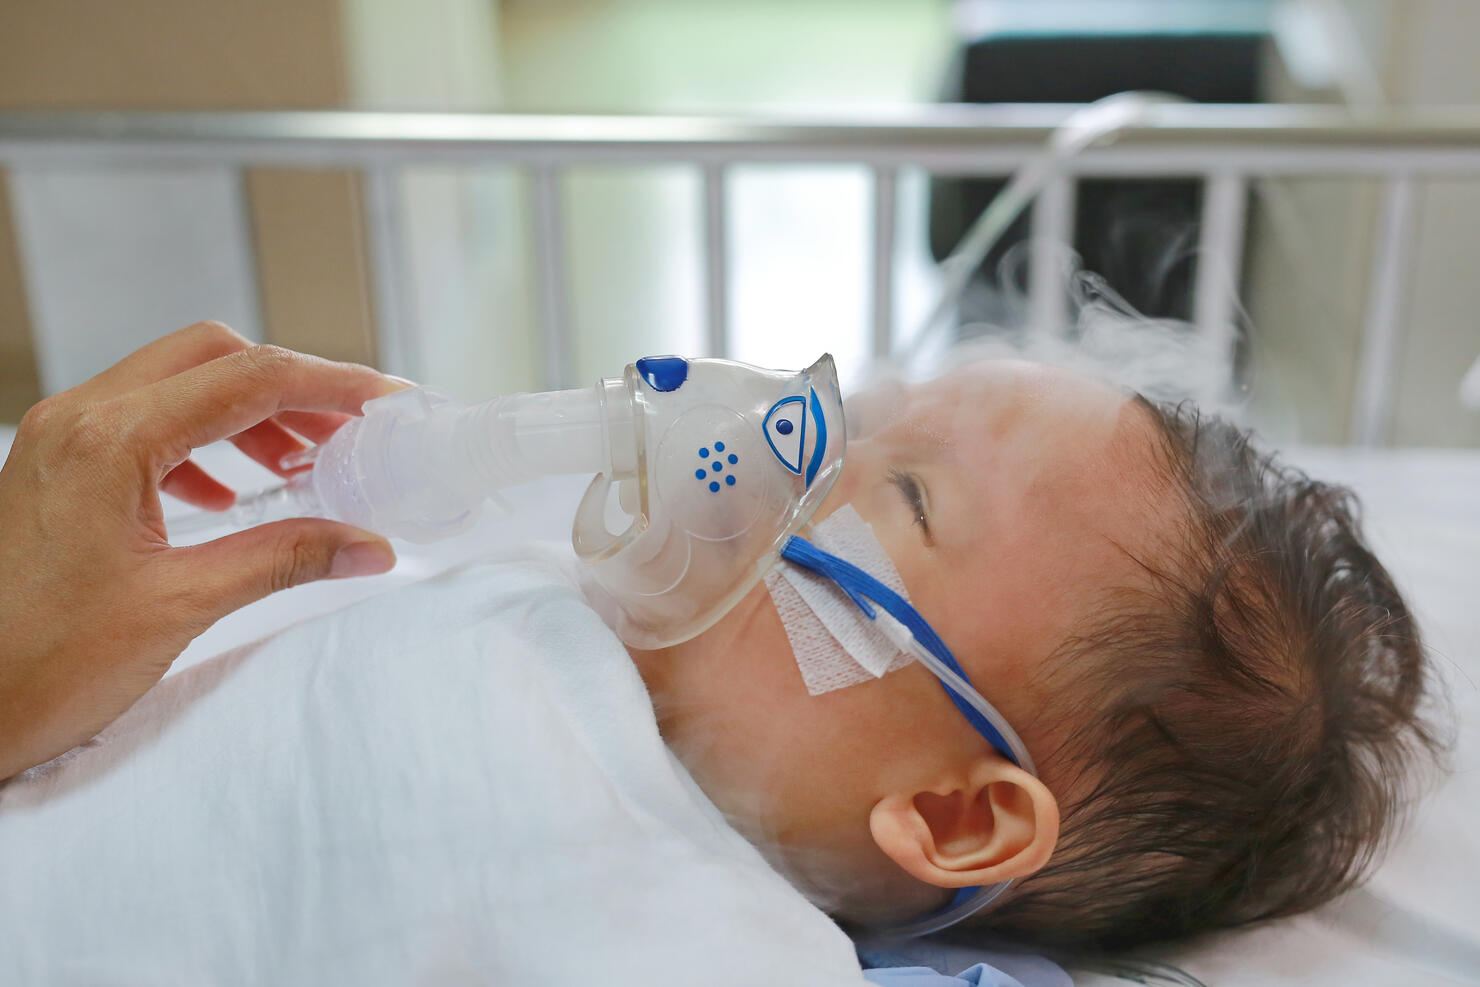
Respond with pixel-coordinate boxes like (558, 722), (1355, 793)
(273, 353), (848, 650)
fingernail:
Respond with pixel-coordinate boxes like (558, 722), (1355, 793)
(330, 541), (396, 579)
(384, 374), (417, 389)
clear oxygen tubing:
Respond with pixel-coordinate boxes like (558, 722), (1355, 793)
(166, 473), (322, 539)
(894, 91), (1186, 373)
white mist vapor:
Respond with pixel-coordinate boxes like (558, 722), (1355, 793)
(878, 244), (1249, 420)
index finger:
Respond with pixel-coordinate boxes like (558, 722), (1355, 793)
(74, 321), (253, 402)
(125, 345), (404, 468)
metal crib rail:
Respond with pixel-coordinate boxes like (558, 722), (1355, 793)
(5, 105), (1480, 444)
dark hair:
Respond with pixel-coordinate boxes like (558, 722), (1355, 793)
(970, 399), (1444, 951)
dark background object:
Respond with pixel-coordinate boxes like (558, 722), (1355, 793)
(930, 33), (1266, 322)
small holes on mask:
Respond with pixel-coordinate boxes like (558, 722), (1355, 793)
(697, 440), (739, 492)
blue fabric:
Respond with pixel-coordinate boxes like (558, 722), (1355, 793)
(858, 943), (1072, 987)
(863, 963), (1028, 987)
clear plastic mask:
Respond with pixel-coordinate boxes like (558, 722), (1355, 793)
(576, 354), (846, 649)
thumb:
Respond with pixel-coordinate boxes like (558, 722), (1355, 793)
(167, 518), (397, 626)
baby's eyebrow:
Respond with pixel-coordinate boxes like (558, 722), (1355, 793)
(899, 399), (959, 449)
(905, 423), (953, 458)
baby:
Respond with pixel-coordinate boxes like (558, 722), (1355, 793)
(0, 356), (1439, 979)
(634, 357), (1440, 950)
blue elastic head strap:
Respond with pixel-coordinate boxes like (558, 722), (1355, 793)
(780, 535), (1021, 767)
(779, 534), (1035, 938)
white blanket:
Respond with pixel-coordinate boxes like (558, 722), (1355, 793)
(0, 548), (868, 986)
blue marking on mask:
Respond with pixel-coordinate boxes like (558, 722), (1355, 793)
(764, 395), (807, 475)
(803, 388), (828, 489)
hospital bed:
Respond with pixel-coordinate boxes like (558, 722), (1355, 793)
(2, 106), (1479, 985)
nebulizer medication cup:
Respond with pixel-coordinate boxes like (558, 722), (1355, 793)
(308, 380), (620, 542)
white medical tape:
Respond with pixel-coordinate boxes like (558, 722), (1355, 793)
(765, 503), (914, 695)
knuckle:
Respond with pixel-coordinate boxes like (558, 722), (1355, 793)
(13, 398), (132, 480)
(179, 320), (248, 357)
(183, 319), (242, 346)
(71, 411), (133, 470)
(53, 402), (123, 461)
(17, 394), (64, 436)
(270, 533), (329, 593)
(237, 343), (299, 383)
(149, 567), (221, 639)
(68, 408), (115, 453)
(17, 397), (146, 471)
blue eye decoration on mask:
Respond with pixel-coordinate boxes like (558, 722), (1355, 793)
(764, 388), (829, 488)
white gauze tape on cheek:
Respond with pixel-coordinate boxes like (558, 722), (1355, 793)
(765, 504), (915, 696)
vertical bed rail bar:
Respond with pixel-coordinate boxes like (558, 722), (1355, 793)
(532, 166), (570, 389)
(1193, 172), (1248, 371)
(1028, 175), (1075, 336)
(1351, 175), (1418, 447)
(702, 164), (729, 359)
(870, 165), (898, 359)
(364, 166), (415, 379)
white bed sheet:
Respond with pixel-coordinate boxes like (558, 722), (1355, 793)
(4, 427), (1479, 984)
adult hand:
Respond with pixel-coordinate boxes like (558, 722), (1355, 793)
(0, 322), (407, 780)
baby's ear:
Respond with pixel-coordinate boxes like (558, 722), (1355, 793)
(868, 757), (1059, 889)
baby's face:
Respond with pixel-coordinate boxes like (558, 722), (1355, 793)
(633, 360), (1175, 903)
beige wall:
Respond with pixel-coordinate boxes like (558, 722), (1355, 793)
(246, 169), (378, 367)
(0, 1), (346, 111)
(1378, 2), (1480, 446)
(0, 0), (377, 417)
(1245, 176), (1381, 444)
(1248, 2), (1480, 447)
(1246, 38), (1375, 445)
